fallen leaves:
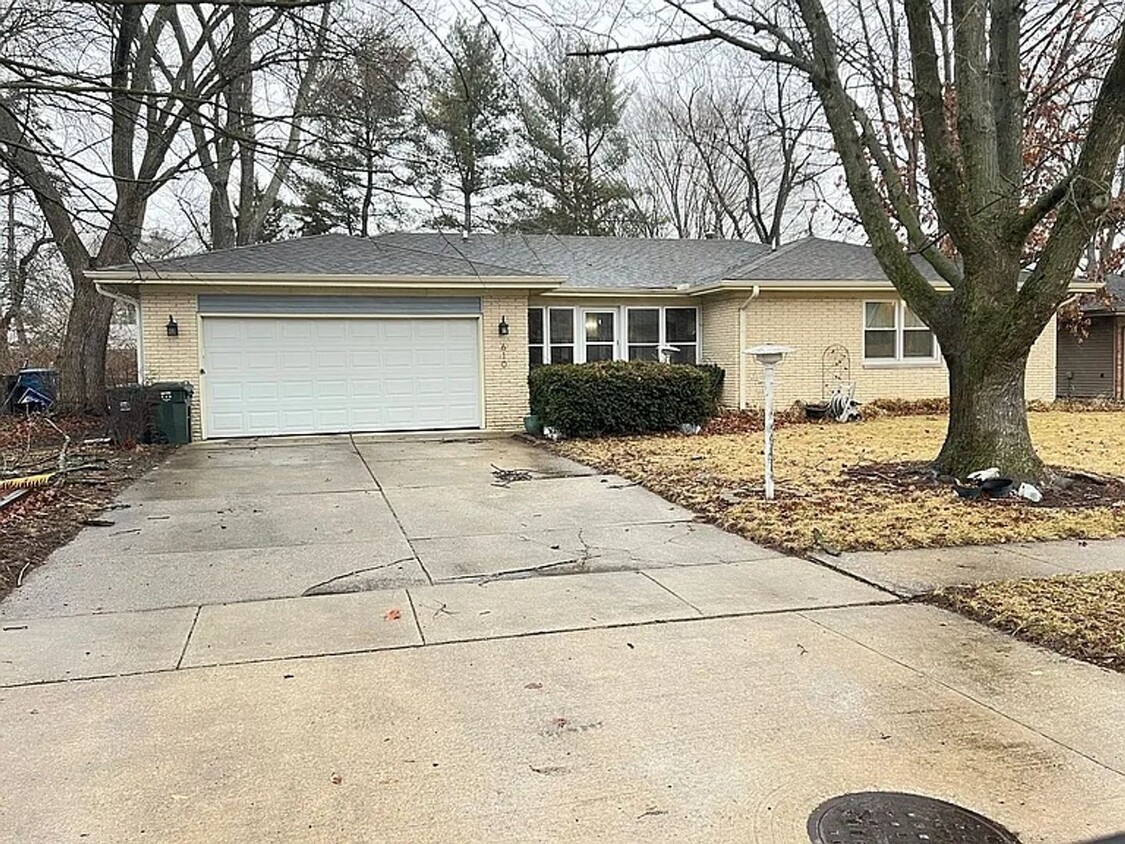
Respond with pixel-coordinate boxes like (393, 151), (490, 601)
(556, 411), (1125, 554)
(383, 608), (402, 621)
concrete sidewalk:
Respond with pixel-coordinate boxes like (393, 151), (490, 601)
(811, 537), (1125, 596)
(3, 435), (1125, 842)
(1, 597), (1123, 843)
(1, 559), (890, 684)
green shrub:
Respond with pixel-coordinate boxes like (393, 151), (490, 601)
(528, 361), (716, 437)
(694, 363), (726, 413)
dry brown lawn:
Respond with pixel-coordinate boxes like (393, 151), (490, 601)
(933, 572), (1125, 672)
(556, 411), (1125, 554)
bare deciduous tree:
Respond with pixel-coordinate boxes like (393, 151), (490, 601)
(0, 0), (337, 409)
(588, 0), (1125, 480)
(631, 59), (823, 243)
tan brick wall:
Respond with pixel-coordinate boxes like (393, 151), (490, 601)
(733, 292), (1057, 408)
(481, 292), (530, 430)
(699, 294), (744, 406)
(140, 287), (202, 440)
(139, 285), (531, 438)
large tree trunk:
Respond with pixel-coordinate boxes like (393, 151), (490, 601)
(57, 270), (107, 411)
(936, 345), (1043, 481)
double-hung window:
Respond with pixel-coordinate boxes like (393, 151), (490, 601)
(626, 307), (698, 364)
(863, 301), (937, 363)
(528, 307), (578, 365)
(582, 310), (616, 362)
(528, 307), (611, 365)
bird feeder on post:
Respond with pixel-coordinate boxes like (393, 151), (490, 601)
(744, 344), (794, 500)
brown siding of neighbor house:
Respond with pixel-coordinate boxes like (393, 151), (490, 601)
(1056, 316), (1117, 399)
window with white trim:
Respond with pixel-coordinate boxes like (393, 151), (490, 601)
(863, 301), (937, 362)
(626, 307), (698, 364)
(530, 305), (698, 367)
(582, 310), (616, 362)
(548, 307), (575, 364)
(528, 307), (546, 367)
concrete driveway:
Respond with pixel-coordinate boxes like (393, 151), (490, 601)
(1, 434), (784, 618)
(2, 435), (1125, 842)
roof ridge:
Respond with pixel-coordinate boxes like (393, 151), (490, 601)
(720, 236), (811, 278)
(365, 234), (545, 278)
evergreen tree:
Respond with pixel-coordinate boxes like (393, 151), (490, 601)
(298, 24), (416, 236)
(419, 19), (512, 232)
(507, 41), (648, 235)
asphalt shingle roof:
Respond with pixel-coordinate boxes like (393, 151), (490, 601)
(114, 233), (539, 278)
(723, 236), (944, 281)
(371, 232), (771, 289)
(107, 231), (959, 289)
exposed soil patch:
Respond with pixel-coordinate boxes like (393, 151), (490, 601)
(844, 461), (1125, 509)
(930, 572), (1125, 673)
(0, 414), (171, 602)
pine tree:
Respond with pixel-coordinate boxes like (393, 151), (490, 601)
(507, 41), (649, 235)
(419, 19), (512, 233)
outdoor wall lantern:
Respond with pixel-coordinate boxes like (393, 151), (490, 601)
(166, 315), (179, 337)
(498, 315), (510, 336)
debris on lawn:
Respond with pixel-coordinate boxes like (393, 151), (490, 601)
(554, 412), (1125, 554)
(0, 413), (171, 602)
(967, 467), (1001, 482)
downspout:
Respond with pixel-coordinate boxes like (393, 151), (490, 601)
(738, 285), (761, 410)
(95, 282), (145, 383)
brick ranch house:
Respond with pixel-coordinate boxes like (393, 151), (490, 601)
(90, 232), (1080, 441)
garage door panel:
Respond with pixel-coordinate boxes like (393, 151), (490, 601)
(203, 316), (481, 437)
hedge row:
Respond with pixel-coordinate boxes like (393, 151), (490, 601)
(528, 361), (723, 438)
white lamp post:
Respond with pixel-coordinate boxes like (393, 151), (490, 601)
(744, 344), (794, 500)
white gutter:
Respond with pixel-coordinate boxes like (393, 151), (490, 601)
(95, 283), (144, 383)
(738, 285), (761, 410)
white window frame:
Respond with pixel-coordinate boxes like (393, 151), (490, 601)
(862, 300), (939, 365)
(529, 305), (700, 365)
(580, 308), (618, 363)
(625, 306), (700, 364)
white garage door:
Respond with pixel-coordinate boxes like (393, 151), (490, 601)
(201, 317), (482, 438)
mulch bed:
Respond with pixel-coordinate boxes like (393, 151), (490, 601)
(844, 461), (1125, 509)
(929, 572), (1125, 673)
(0, 414), (171, 602)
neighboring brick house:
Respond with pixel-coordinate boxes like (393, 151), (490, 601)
(90, 232), (1071, 440)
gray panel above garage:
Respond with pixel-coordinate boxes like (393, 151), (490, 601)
(197, 294), (481, 316)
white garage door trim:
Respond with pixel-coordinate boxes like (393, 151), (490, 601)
(199, 314), (484, 439)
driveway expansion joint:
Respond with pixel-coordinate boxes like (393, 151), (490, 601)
(349, 433), (432, 587)
(175, 606), (202, 670)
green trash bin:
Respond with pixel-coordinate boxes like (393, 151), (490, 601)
(149, 381), (193, 444)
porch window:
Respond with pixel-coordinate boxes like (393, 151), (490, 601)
(548, 307), (575, 364)
(583, 311), (616, 362)
(528, 308), (545, 367)
(864, 301), (937, 362)
(627, 307), (698, 363)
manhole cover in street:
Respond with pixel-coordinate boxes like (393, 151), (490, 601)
(808, 792), (1021, 844)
